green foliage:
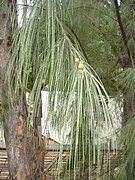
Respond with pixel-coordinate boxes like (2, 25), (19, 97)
(116, 1), (135, 179)
(121, 0), (135, 60)
(6, 0), (135, 179)
(7, 0), (117, 179)
(69, 2), (121, 96)
(119, 68), (135, 101)
(9, 0), (135, 179)
(117, 116), (135, 180)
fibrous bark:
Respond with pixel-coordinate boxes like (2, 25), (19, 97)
(0, 1), (45, 179)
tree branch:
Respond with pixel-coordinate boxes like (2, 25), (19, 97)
(114, 0), (131, 59)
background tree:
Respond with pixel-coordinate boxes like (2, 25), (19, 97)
(113, 0), (135, 179)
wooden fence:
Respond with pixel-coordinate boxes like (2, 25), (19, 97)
(0, 148), (69, 180)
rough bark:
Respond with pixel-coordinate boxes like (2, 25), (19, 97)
(0, 1), (45, 179)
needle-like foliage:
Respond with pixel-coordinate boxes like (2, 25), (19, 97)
(8, 0), (117, 179)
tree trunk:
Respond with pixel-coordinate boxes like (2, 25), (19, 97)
(0, 1), (45, 179)
(114, 0), (135, 122)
